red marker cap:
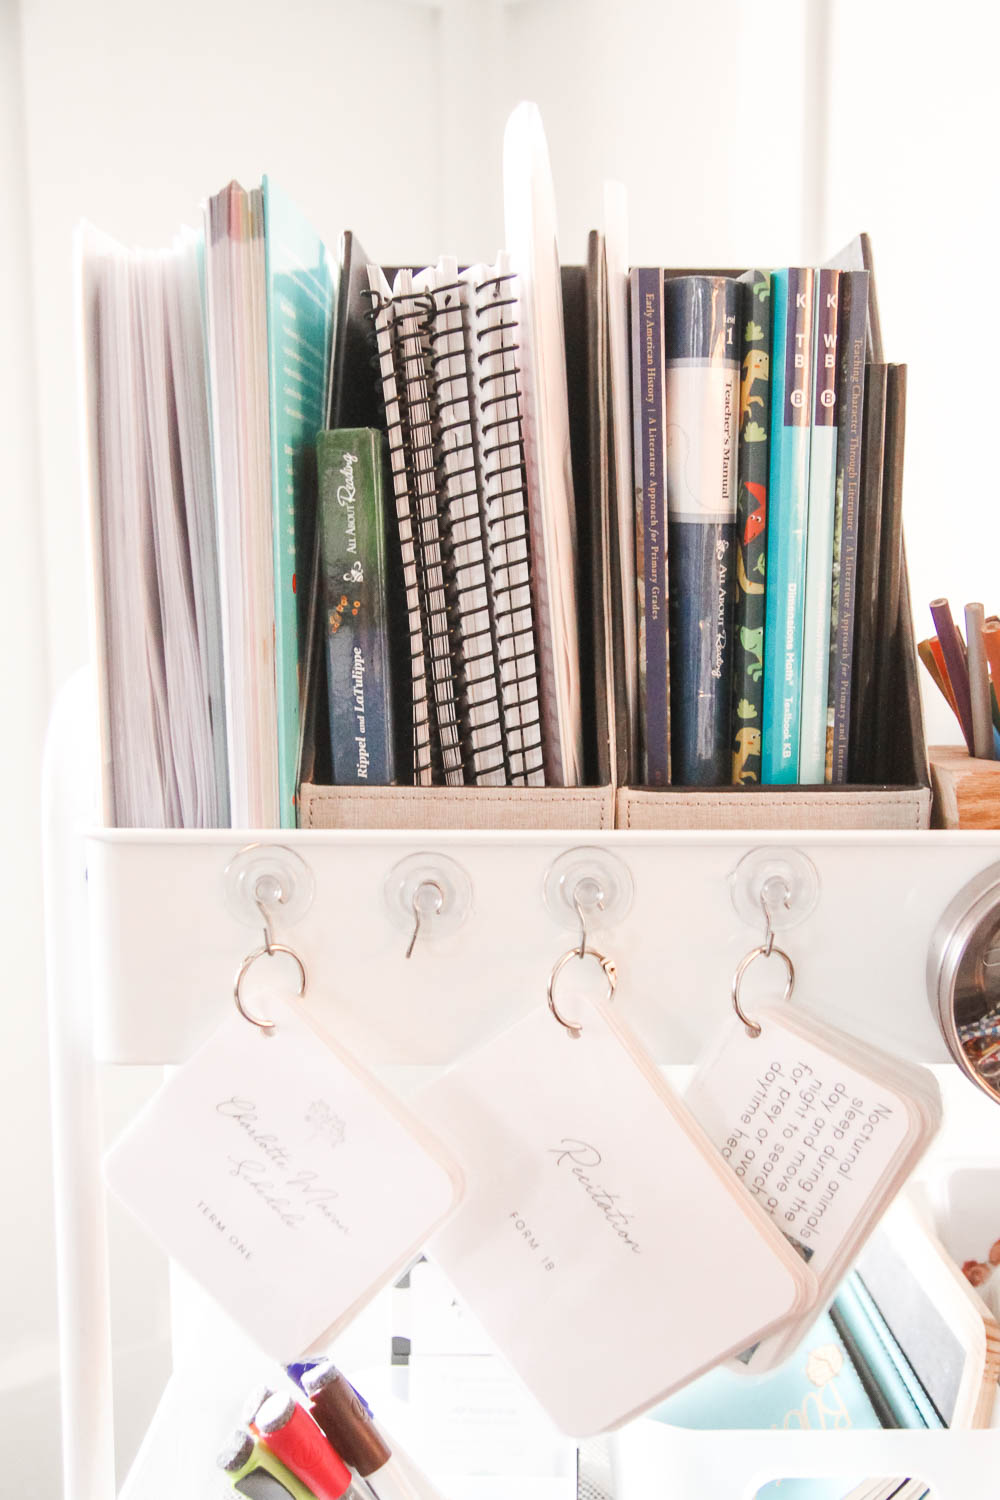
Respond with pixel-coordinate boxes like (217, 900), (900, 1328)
(255, 1393), (352, 1500)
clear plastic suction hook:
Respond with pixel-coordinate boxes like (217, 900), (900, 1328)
(543, 847), (634, 939)
(224, 843), (315, 933)
(730, 847), (819, 934)
(384, 852), (472, 956)
(405, 880), (446, 960)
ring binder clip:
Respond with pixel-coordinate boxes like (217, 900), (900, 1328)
(729, 879), (797, 1039)
(232, 874), (308, 1032)
(234, 942), (307, 1033)
(546, 945), (618, 1039)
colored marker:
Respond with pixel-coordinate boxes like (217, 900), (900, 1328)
(930, 598), (975, 751)
(217, 1428), (318, 1499)
(918, 638), (957, 715)
(302, 1363), (442, 1500)
(965, 603), (994, 758)
(256, 1393), (354, 1500)
(242, 1383), (276, 1427)
(982, 621), (1000, 730)
(286, 1361), (324, 1393)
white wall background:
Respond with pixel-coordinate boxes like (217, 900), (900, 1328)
(3, 0), (999, 1493)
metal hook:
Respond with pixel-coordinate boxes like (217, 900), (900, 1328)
(405, 880), (445, 959)
(759, 876), (791, 959)
(253, 874), (285, 956)
(572, 879), (606, 960)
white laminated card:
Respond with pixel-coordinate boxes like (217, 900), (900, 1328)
(418, 994), (817, 1435)
(105, 998), (463, 1359)
(686, 1002), (942, 1371)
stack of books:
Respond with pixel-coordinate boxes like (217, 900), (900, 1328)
(630, 244), (914, 792)
(81, 176), (333, 830)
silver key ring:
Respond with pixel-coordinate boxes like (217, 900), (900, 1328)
(731, 943), (795, 1039)
(234, 943), (307, 1032)
(547, 945), (617, 1039)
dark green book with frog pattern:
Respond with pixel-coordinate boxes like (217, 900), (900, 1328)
(731, 270), (771, 784)
(317, 428), (396, 785)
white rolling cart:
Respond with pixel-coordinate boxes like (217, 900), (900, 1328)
(43, 667), (1000, 1500)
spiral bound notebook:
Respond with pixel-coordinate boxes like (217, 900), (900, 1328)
(363, 254), (545, 788)
(468, 254), (545, 786)
(416, 257), (507, 785)
(366, 264), (439, 786)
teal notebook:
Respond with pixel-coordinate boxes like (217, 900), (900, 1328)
(799, 268), (841, 784)
(262, 177), (336, 827)
(831, 1275), (943, 1430)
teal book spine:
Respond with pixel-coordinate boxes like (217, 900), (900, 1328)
(799, 268), (841, 783)
(762, 267), (815, 784)
(831, 1274), (943, 1429)
(262, 177), (336, 827)
(317, 429), (396, 785)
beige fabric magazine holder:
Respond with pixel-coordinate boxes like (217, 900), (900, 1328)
(301, 254), (930, 834)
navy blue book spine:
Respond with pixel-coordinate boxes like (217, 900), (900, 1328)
(664, 276), (741, 785)
(826, 269), (869, 783)
(631, 267), (670, 784)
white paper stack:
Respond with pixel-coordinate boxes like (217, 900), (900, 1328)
(78, 224), (227, 828)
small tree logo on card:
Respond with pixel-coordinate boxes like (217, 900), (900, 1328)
(305, 1099), (346, 1149)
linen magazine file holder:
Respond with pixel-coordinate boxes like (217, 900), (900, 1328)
(299, 238), (929, 833)
(298, 243), (615, 831)
(612, 241), (929, 830)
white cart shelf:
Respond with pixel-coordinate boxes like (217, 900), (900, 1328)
(44, 671), (1000, 1499)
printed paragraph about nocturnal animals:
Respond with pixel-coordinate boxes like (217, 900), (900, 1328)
(713, 1051), (907, 1265)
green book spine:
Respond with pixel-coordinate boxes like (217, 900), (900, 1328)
(731, 270), (771, 784)
(317, 429), (396, 785)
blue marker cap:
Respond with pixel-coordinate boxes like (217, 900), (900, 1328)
(285, 1360), (323, 1392)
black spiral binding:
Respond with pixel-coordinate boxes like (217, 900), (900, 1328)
(425, 278), (508, 784)
(364, 278), (468, 786)
(363, 284), (439, 785)
(472, 270), (545, 786)
(390, 282), (465, 786)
